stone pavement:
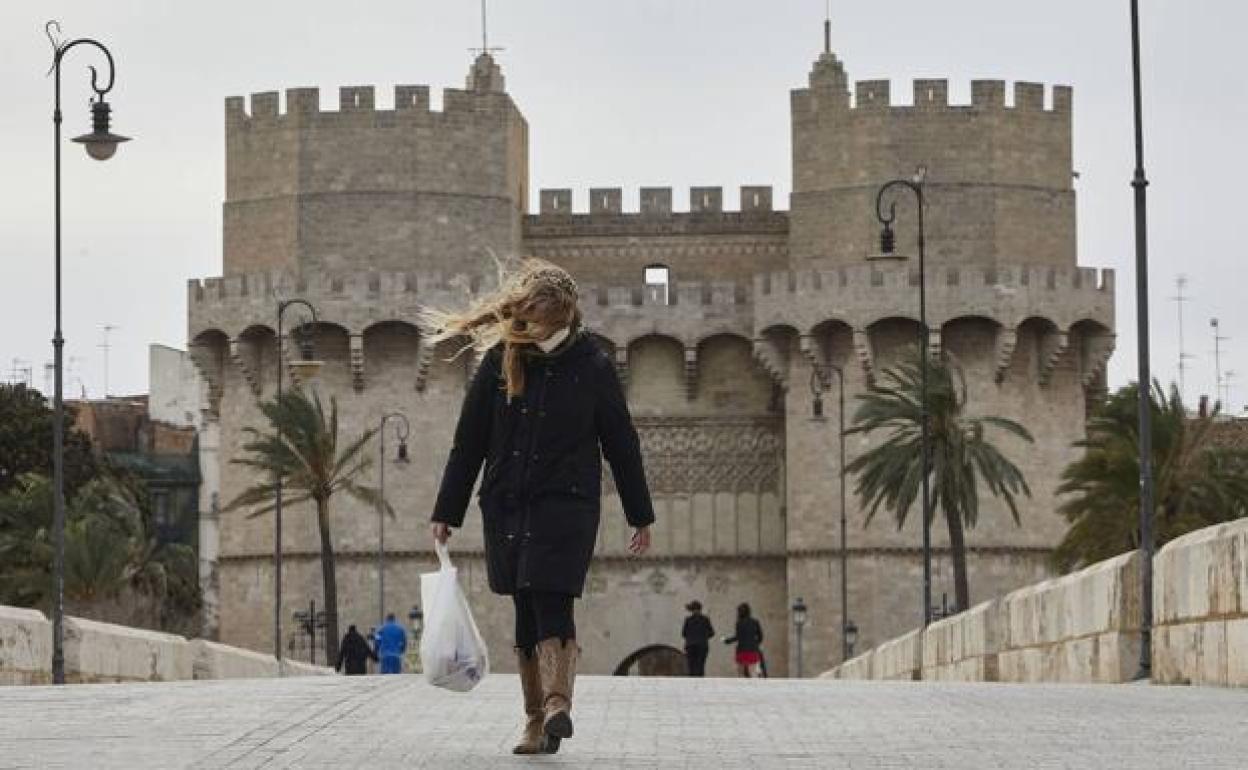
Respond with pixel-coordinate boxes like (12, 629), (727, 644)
(1, 674), (1247, 769)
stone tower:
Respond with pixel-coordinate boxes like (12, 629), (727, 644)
(189, 40), (1114, 677)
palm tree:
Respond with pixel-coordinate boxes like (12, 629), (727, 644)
(225, 389), (387, 664)
(846, 350), (1034, 612)
(1053, 381), (1248, 571)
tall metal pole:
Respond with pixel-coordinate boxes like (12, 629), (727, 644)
(273, 298), (319, 668)
(379, 420), (385, 626)
(377, 412), (409, 626)
(836, 367), (849, 662)
(51, 39), (66, 687)
(916, 182), (931, 629)
(47, 25), (124, 685)
(275, 308), (284, 666)
(874, 175), (932, 627)
(1129, 0), (1155, 680)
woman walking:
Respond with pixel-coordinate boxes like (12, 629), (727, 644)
(426, 259), (655, 755)
(724, 603), (765, 678)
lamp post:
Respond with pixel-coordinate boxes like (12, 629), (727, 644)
(791, 597), (808, 678)
(874, 167), (933, 628)
(845, 620), (859, 658)
(810, 362), (851, 662)
(407, 605), (424, 674)
(292, 600), (327, 666)
(46, 21), (130, 685)
(377, 412), (411, 625)
(274, 299), (322, 667)
(1128, 0), (1156, 680)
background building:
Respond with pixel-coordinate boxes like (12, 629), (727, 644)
(188, 42), (1113, 675)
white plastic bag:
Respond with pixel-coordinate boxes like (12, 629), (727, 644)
(419, 541), (490, 691)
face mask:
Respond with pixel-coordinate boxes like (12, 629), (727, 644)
(536, 326), (570, 352)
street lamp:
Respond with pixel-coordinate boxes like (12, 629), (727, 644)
(791, 597), (808, 678)
(408, 605), (424, 639)
(845, 620), (859, 658)
(1128, 0), (1156, 681)
(46, 20), (131, 685)
(292, 600), (327, 666)
(377, 412), (411, 625)
(874, 166), (934, 628)
(274, 299), (322, 667)
(810, 362), (851, 662)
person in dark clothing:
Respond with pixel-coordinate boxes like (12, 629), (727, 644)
(723, 603), (765, 678)
(426, 259), (656, 756)
(681, 601), (715, 677)
(335, 625), (377, 675)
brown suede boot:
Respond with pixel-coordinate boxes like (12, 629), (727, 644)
(537, 638), (578, 751)
(512, 650), (546, 755)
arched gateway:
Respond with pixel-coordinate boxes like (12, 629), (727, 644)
(189, 41), (1113, 678)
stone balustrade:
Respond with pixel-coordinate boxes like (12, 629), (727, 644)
(1152, 518), (1248, 687)
(1, 608), (334, 685)
(820, 519), (1245, 688)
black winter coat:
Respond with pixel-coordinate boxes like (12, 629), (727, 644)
(432, 330), (655, 596)
(335, 629), (377, 675)
(725, 617), (764, 654)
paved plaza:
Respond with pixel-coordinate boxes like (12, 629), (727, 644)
(1, 674), (1246, 769)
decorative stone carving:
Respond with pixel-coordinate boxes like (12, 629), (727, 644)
(349, 334), (364, 392)
(617, 416), (784, 495)
(1038, 331), (1070, 387)
(994, 327), (1018, 383)
(229, 339), (262, 396)
(752, 336), (790, 391)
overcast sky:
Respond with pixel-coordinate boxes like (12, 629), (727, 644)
(2, 1), (1244, 412)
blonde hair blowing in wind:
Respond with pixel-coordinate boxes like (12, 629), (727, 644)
(419, 257), (581, 398)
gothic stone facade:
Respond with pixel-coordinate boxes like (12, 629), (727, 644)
(188, 51), (1114, 677)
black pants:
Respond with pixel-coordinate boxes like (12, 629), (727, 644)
(513, 589), (575, 654)
(685, 644), (709, 677)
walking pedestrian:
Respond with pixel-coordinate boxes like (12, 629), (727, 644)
(681, 600), (714, 677)
(375, 613), (407, 674)
(427, 259), (655, 756)
(335, 625), (378, 675)
(723, 603), (765, 678)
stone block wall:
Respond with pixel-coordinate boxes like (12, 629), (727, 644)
(1153, 518), (1248, 687)
(870, 627), (923, 680)
(63, 617), (196, 683)
(821, 519), (1247, 688)
(921, 599), (1004, 682)
(0, 607), (331, 685)
(0, 606), (52, 685)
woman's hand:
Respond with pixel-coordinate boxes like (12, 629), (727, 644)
(629, 526), (651, 556)
(431, 522), (452, 545)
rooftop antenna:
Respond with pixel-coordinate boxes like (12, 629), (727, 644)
(469, 0), (505, 57)
(1170, 275), (1193, 402)
(100, 324), (118, 397)
(1211, 317), (1229, 408)
(824, 0), (832, 54)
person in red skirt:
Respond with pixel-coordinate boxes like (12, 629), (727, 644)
(723, 602), (765, 678)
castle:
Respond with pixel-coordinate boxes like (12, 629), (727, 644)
(187, 41), (1114, 676)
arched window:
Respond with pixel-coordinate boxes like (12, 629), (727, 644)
(644, 264), (671, 306)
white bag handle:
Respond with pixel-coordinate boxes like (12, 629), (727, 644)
(435, 539), (453, 571)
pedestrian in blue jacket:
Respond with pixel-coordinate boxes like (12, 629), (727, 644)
(375, 613), (407, 674)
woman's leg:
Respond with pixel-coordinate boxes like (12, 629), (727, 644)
(512, 591), (546, 755)
(531, 591), (578, 746)
(530, 591), (575, 644)
(513, 591), (539, 655)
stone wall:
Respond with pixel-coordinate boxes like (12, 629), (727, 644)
(1153, 518), (1248, 687)
(0, 607), (331, 685)
(0, 606), (52, 685)
(821, 519), (1248, 688)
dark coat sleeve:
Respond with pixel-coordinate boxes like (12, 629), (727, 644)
(594, 355), (656, 528)
(431, 349), (498, 527)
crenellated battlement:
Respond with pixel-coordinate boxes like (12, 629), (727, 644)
(840, 79), (1071, 114)
(224, 84), (513, 126)
(534, 186), (779, 217)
